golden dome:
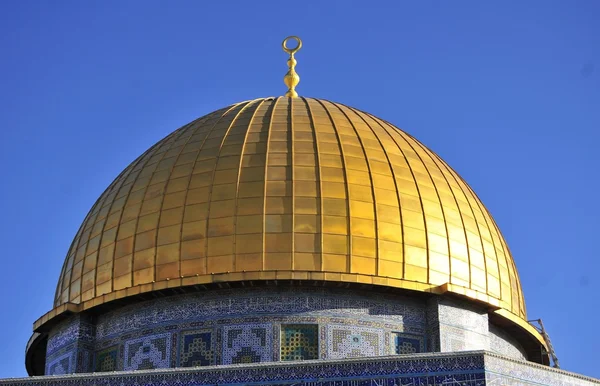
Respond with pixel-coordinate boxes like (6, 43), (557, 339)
(50, 97), (526, 324)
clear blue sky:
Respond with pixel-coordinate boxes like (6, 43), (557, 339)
(0, 0), (598, 379)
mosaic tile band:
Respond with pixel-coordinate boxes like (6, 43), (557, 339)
(42, 288), (530, 375)
(3, 352), (599, 386)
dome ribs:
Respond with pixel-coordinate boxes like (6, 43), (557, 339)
(203, 101), (262, 274)
(310, 99), (353, 275)
(343, 106), (408, 282)
(321, 100), (381, 278)
(48, 98), (528, 322)
(231, 99), (270, 273)
(300, 97), (324, 273)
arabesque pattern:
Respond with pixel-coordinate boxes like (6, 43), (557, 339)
(52, 97), (525, 320)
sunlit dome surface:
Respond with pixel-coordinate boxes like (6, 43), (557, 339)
(52, 96), (526, 320)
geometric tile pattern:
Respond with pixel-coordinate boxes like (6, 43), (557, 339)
(123, 333), (171, 371)
(391, 332), (424, 354)
(37, 289), (531, 375)
(281, 324), (319, 361)
(489, 323), (527, 361)
(485, 353), (600, 386)
(46, 352), (72, 376)
(94, 346), (118, 372)
(223, 324), (272, 365)
(47, 321), (79, 355)
(95, 288), (426, 340)
(179, 329), (214, 367)
(47, 316), (94, 355)
(436, 298), (489, 352)
(328, 325), (384, 359)
(5, 352), (600, 385)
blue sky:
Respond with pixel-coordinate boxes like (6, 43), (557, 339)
(0, 0), (598, 379)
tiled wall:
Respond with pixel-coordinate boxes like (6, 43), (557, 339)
(4, 352), (598, 386)
(45, 316), (95, 375)
(488, 323), (527, 360)
(485, 353), (600, 385)
(42, 288), (530, 374)
(430, 297), (490, 352)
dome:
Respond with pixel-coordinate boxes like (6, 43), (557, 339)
(48, 96), (526, 322)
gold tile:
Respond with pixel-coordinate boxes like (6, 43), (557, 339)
(207, 255), (233, 273)
(134, 230), (156, 252)
(294, 253), (320, 271)
(207, 235), (234, 256)
(133, 248), (155, 271)
(264, 252), (292, 270)
(156, 243), (180, 265)
(156, 262), (179, 281)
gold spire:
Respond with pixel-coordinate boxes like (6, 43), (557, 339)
(282, 36), (302, 97)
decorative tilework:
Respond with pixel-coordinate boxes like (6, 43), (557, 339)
(489, 323), (527, 361)
(47, 316), (95, 355)
(40, 288), (530, 375)
(94, 346), (118, 372)
(75, 348), (93, 373)
(0, 352), (493, 386)
(430, 297), (490, 353)
(281, 324), (319, 361)
(391, 332), (425, 354)
(223, 324), (272, 365)
(123, 333), (171, 371)
(485, 353), (600, 386)
(327, 325), (384, 359)
(46, 352), (72, 376)
(5, 351), (600, 385)
(95, 288), (426, 340)
(179, 329), (214, 367)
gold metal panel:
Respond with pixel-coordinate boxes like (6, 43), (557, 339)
(156, 243), (180, 265)
(133, 267), (154, 286)
(295, 197), (319, 214)
(351, 255), (376, 275)
(159, 224), (182, 245)
(236, 215), (263, 234)
(378, 222), (401, 243)
(264, 252), (292, 270)
(133, 248), (155, 271)
(378, 259), (402, 279)
(207, 235), (234, 256)
(351, 218), (375, 238)
(265, 214), (293, 233)
(156, 262), (179, 281)
(352, 236), (376, 258)
(294, 214), (320, 233)
(265, 233), (292, 252)
(323, 215), (348, 235)
(235, 253), (262, 271)
(237, 197), (264, 215)
(350, 200), (375, 220)
(114, 237), (133, 259)
(235, 234), (262, 254)
(321, 182), (346, 199)
(208, 255), (233, 273)
(134, 230), (156, 252)
(208, 216), (235, 236)
(295, 233), (320, 253)
(294, 253), (320, 271)
(378, 240), (403, 262)
(48, 97), (530, 338)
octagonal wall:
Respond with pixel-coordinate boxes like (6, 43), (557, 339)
(43, 288), (526, 374)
